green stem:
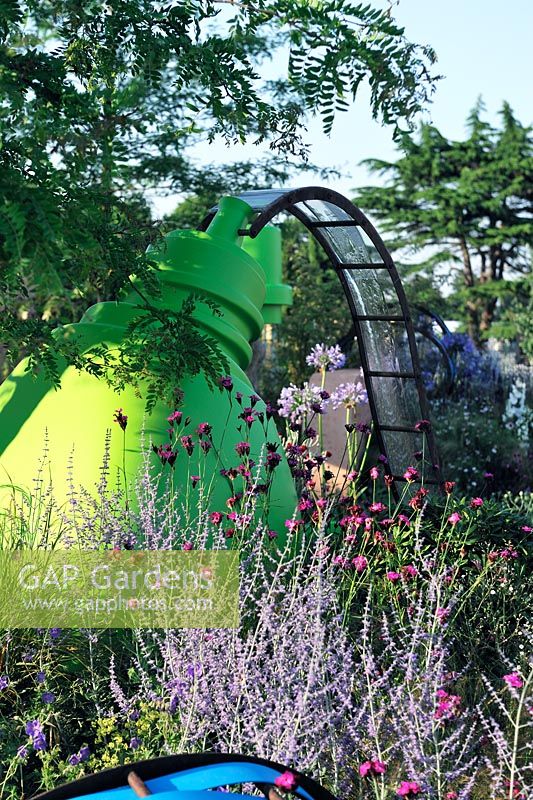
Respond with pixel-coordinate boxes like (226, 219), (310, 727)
(509, 666), (533, 799)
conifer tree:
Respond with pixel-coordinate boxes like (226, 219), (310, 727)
(356, 101), (533, 345)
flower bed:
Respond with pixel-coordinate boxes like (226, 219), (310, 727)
(0, 345), (531, 800)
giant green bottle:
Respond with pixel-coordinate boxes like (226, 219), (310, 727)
(0, 197), (297, 540)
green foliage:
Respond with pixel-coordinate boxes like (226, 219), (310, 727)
(0, 0), (439, 391)
(356, 101), (533, 347)
(432, 397), (531, 495)
(485, 274), (533, 360)
(95, 293), (230, 413)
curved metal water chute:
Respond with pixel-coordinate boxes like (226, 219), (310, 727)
(336, 311), (456, 400)
(412, 306), (456, 398)
(200, 187), (442, 485)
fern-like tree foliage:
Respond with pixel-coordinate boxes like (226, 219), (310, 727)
(0, 0), (439, 399)
(356, 101), (533, 350)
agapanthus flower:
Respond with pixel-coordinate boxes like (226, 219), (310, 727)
(306, 343), (346, 371)
(278, 383), (329, 424)
(330, 380), (368, 409)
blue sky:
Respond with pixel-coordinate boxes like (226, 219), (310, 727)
(149, 0), (533, 216)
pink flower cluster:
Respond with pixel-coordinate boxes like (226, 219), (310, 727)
(488, 548), (518, 561)
(503, 672), (523, 689)
(333, 555), (368, 572)
(397, 779), (422, 796)
(359, 759), (386, 777)
(274, 770), (299, 792)
(434, 689), (462, 720)
(403, 466), (419, 482)
(386, 565), (417, 582)
(436, 607), (451, 625)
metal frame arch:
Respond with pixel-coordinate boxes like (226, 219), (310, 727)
(199, 187), (442, 486)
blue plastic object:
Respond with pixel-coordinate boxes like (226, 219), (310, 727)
(73, 762), (314, 800)
(31, 754), (336, 800)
